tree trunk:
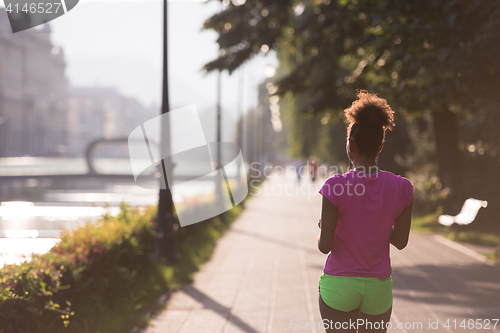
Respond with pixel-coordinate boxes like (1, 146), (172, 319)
(432, 107), (462, 214)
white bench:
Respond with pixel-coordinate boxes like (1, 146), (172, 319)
(438, 198), (488, 226)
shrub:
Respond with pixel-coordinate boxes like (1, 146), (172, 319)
(0, 187), (252, 333)
(0, 204), (161, 332)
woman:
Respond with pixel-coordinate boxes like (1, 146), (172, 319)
(317, 91), (413, 333)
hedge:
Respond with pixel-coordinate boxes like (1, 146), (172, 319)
(0, 197), (246, 333)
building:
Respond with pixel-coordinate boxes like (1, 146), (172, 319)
(0, 8), (68, 157)
(67, 86), (158, 157)
(0, 8), (158, 158)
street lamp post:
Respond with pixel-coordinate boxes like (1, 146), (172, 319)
(216, 66), (222, 169)
(215, 1), (224, 213)
(156, 0), (178, 264)
(237, 67), (244, 185)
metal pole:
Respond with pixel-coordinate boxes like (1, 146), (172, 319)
(215, 0), (224, 211)
(261, 96), (266, 168)
(251, 75), (258, 166)
(217, 70), (222, 168)
(216, 0), (223, 170)
(237, 67), (243, 183)
(156, 0), (177, 264)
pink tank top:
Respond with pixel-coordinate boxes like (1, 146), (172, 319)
(319, 170), (413, 279)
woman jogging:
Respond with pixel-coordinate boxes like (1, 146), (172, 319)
(317, 91), (413, 332)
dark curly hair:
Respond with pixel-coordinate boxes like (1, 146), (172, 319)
(344, 90), (395, 157)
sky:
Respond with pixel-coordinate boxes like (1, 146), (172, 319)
(0, 0), (278, 140)
(48, 0), (277, 111)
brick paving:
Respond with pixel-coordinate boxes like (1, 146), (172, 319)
(144, 174), (500, 333)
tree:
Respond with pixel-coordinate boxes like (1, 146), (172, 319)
(203, 0), (500, 212)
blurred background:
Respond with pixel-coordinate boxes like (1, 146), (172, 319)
(1, 0), (499, 261)
(0, 0), (285, 248)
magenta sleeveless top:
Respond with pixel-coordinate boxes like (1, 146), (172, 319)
(319, 170), (413, 279)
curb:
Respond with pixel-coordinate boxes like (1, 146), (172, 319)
(434, 235), (496, 266)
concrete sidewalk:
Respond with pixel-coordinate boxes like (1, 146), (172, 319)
(145, 174), (500, 333)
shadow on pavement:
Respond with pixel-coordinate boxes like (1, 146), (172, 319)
(392, 262), (500, 316)
(184, 284), (260, 333)
(230, 227), (318, 255)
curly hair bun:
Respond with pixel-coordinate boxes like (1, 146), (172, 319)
(344, 90), (395, 157)
(345, 90), (395, 130)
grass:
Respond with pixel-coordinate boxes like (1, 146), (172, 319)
(0, 181), (259, 333)
(87, 183), (256, 333)
(70, 264), (178, 333)
(89, 199), (247, 333)
(445, 231), (500, 248)
(411, 208), (500, 262)
(410, 209), (447, 233)
(482, 253), (500, 264)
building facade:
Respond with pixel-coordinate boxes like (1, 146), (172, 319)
(0, 8), (68, 157)
(67, 87), (158, 157)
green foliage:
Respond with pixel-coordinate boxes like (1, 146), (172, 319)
(446, 231), (500, 248)
(410, 210), (446, 233)
(0, 195), (250, 333)
(410, 210), (500, 264)
(206, 0), (500, 115)
(0, 205), (159, 332)
(204, 0), (500, 219)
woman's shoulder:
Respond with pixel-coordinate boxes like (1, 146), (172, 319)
(379, 171), (414, 206)
(323, 170), (353, 183)
(379, 171), (413, 187)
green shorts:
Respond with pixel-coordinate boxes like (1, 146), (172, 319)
(319, 274), (393, 316)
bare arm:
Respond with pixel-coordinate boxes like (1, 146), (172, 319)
(317, 195), (338, 254)
(390, 200), (413, 250)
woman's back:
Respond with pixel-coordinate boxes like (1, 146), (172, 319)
(319, 170), (413, 279)
(317, 91), (413, 331)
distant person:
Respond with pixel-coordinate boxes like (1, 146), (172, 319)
(310, 159), (318, 182)
(295, 162), (302, 185)
(316, 91), (413, 332)
(294, 161), (303, 185)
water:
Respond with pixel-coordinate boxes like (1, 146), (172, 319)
(0, 199), (129, 267)
(0, 238), (61, 267)
(0, 157), (244, 267)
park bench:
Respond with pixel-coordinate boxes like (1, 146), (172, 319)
(438, 198), (488, 226)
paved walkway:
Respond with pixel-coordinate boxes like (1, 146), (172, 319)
(145, 174), (500, 333)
